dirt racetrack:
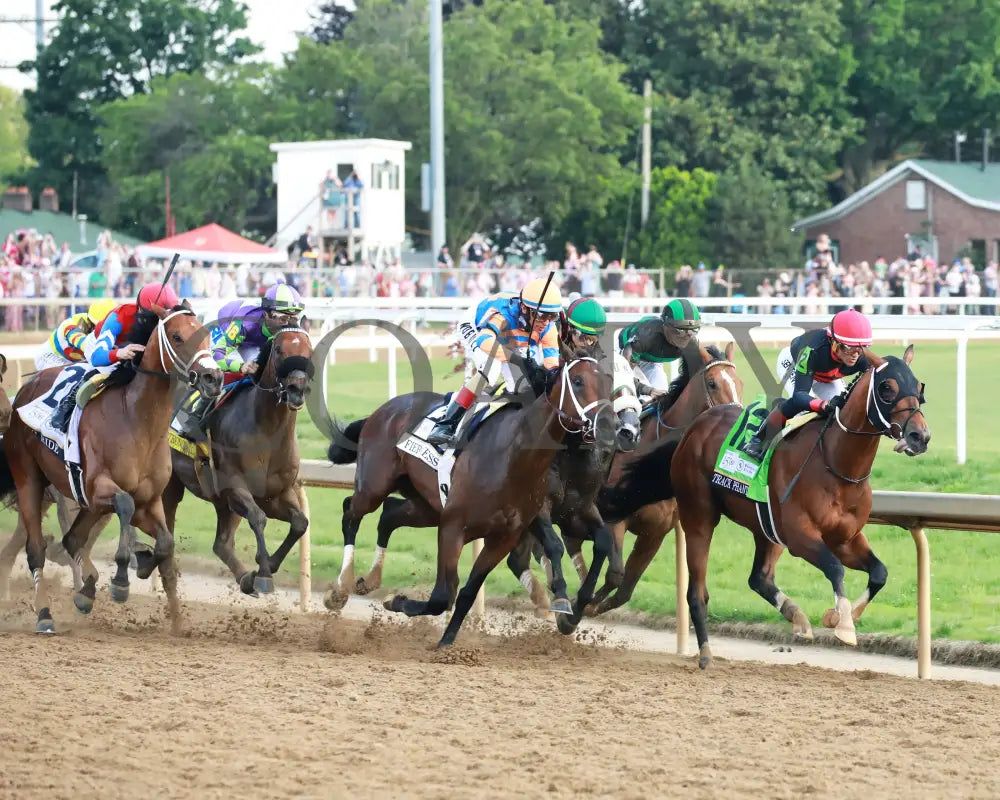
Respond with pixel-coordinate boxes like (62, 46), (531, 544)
(2, 581), (1000, 800)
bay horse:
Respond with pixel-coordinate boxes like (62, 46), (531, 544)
(600, 345), (930, 668)
(516, 342), (742, 619)
(327, 344), (621, 624)
(162, 325), (314, 596)
(381, 348), (611, 646)
(0, 304), (223, 633)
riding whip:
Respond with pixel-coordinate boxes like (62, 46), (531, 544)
(153, 252), (181, 307)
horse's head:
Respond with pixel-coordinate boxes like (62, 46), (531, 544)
(146, 302), (223, 400)
(549, 345), (613, 444)
(697, 343), (742, 408)
(611, 352), (641, 451)
(257, 325), (315, 410)
(865, 344), (930, 456)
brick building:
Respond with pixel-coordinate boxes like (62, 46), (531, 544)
(793, 159), (1000, 266)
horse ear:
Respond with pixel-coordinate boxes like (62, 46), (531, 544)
(181, 298), (193, 312)
(903, 344), (915, 365)
(558, 339), (573, 363)
(148, 303), (168, 319)
(724, 341), (735, 362)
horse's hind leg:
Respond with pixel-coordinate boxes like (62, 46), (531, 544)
(131, 497), (182, 632)
(832, 532), (887, 624)
(747, 532), (812, 639)
(385, 521), (464, 619)
(439, 527), (522, 647)
(507, 524), (553, 620)
(61, 507), (106, 614)
(596, 518), (666, 616)
(587, 520), (628, 613)
(12, 465), (55, 633)
(558, 508), (613, 635)
(358, 495), (437, 595)
(531, 515), (570, 615)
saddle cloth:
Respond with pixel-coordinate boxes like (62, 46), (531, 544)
(396, 395), (514, 507)
(16, 363), (93, 506)
(711, 395), (817, 547)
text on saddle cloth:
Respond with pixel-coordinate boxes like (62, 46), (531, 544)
(19, 394), (89, 508)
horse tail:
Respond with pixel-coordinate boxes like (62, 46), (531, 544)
(0, 437), (17, 507)
(327, 417), (368, 464)
(598, 439), (679, 524)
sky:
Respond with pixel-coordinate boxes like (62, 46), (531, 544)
(1, 0), (317, 93)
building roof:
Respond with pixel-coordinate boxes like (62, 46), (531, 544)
(136, 223), (286, 264)
(269, 138), (413, 153)
(0, 208), (144, 251)
(793, 159), (1000, 230)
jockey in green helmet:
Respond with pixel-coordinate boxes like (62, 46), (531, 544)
(617, 297), (702, 398)
(560, 295), (607, 350)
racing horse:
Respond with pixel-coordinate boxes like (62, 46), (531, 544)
(327, 344), (627, 621)
(383, 347), (611, 645)
(600, 345), (930, 668)
(0, 303), (222, 633)
(161, 325), (314, 596)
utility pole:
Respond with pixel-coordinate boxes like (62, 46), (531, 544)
(955, 131), (967, 163)
(641, 79), (652, 229)
(429, 0), (446, 254)
(36, 0), (45, 46)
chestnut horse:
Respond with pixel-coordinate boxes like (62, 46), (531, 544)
(162, 325), (314, 596)
(381, 349), (611, 646)
(0, 304), (222, 633)
(600, 346), (929, 668)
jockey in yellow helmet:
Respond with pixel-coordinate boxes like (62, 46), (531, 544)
(34, 298), (119, 371)
(425, 277), (563, 447)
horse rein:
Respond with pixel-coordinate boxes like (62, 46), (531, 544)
(653, 358), (739, 440)
(129, 309), (215, 384)
(253, 326), (313, 408)
(547, 357), (606, 441)
(833, 362), (922, 441)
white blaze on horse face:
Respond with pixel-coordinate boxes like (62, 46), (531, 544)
(198, 355), (217, 370)
(721, 371), (740, 406)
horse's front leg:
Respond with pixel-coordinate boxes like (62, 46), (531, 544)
(258, 484), (309, 576)
(224, 486), (274, 595)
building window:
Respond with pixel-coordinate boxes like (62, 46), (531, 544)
(905, 180), (926, 210)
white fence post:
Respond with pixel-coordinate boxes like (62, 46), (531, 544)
(956, 332), (968, 465)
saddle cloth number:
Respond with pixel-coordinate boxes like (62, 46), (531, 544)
(40, 364), (88, 409)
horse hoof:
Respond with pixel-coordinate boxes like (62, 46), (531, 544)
(73, 592), (94, 615)
(791, 609), (814, 640)
(698, 644), (713, 670)
(35, 610), (55, 635)
(354, 577), (371, 595)
(550, 598), (573, 615)
(583, 603), (600, 617)
(821, 608), (840, 629)
(384, 595), (406, 613)
(323, 588), (348, 612)
(134, 551), (156, 580)
(556, 614), (578, 636)
(253, 575), (275, 595)
(109, 582), (130, 604)
(834, 625), (858, 647)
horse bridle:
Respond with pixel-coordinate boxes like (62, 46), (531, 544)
(135, 309), (215, 384)
(653, 358), (739, 438)
(254, 326), (314, 408)
(833, 361), (925, 442)
(547, 356), (607, 442)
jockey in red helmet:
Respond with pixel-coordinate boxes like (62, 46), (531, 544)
(48, 282), (181, 430)
(745, 309), (873, 460)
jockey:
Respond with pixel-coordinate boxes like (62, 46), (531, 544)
(49, 282), (180, 430)
(425, 278), (562, 447)
(745, 308), (873, 460)
(34, 299), (118, 370)
(176, 282), (305, 439)
(617, 298), (702, 398)
(560, 294), (607, 350)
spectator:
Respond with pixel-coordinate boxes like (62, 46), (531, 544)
(437, 245), (453, 269)
(320, 170), (344, 228)
(675, 265), (693, 298)
(343, 170), (364, 228)
(692, 262), (712, 297)
(604, 259), (624, 298)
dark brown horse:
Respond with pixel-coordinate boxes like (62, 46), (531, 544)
(0, 304), (222, 633)
(540, 343), (742, 616)
(383, 350), (611, 645)
(162, 324), (314, 595)
(600, 345), (930, 668)
(0, 353), (10, 432)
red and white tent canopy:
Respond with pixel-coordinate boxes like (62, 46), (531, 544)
(136, 223), (286, 265)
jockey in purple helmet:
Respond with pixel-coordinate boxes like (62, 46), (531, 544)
(176, 282), (304, 439)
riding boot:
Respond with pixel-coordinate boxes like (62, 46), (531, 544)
(179, 395), (214, 441)
(425, 398), (467, 447)
(49, 389), (79, 433)
(745, 408), (787, 460)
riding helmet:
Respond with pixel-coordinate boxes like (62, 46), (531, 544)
(828, 309), (872, 347)
(661, 298), (701, 330)
(137, 282), (180, 311)
(262, 282), (305, 313)
(520, 278), (563, 314)
(563, 297), (607, 336)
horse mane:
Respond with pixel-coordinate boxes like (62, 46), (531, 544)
(103, 306), (187, 392)
(660, 357), (690, 409)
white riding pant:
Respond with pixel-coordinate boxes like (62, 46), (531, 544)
(458, 302), (516, 391)
(775, 346), (844, 401)
(633, 360), (670, 392)
(34, 347), (73, 371)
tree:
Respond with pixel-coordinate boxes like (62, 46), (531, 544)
(837, 0), (1000, 193)
(704, 160), (802, 271)
(634, 167), (717, 268)
(620, 0), (857, 214)
(22, 0), (259, 220)
(97, 68), (274, 239)
(0, 87), (33, 186)
(307, 1), (354, 43)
